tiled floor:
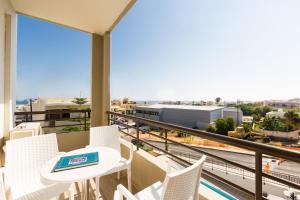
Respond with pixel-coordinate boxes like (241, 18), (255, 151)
(58, 171), (137, 200)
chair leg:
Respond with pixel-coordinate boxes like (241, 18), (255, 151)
(127, 167), (132, 192)
(96, 177), (100, 200)
(68, 183), (75, 200)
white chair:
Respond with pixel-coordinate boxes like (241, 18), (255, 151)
(114, 155), (206, 200)
(3, 133), (74, 200)
(89, 125), (134, 199)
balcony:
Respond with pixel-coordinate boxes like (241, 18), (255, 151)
(3, 110), (300, 200)
(1, 0), (300, 199)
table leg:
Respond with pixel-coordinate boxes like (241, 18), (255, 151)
(87, 179), (90, 200)
(81, 180), (88, 200)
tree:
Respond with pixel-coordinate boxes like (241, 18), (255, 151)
(253, 114), (261, 122)
(215, 97), (221, 105)
(242, 123), (252, 133)
(122, 97), (129, 104)
(72, 97), (88, 106)
(215, 118), (228, 135)
(226, 117), (235, 131)
(284, 111), (299, 124)
(206, 125), (216, 133)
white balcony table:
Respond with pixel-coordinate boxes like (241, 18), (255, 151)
(40, 146), (121, 200)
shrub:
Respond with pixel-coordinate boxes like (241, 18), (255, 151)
(62, 126), (81, 132)
(206, 125), (216, 133)
(242, 123), (252, 133)
(226, 118), (235, 131)
(215, 118), (228, 135)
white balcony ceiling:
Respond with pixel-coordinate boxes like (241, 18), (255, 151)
(9, 0), (135, 34)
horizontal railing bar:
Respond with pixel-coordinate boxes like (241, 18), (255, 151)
(108, 111), (300, 163)
(262, 172), (300, 191)
(17, 117), (90, 123)
(42, 123), (84, 128)
(202, 170), (255, 197)
(15, 109), (91, 115)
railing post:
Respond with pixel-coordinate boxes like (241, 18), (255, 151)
(127, 120), (129, 132)
(164, 129), (168, 151)
(255, 152), (262, 200)
(84, 112), (87, 131)
(136, 122), (140, 150)
(107, 112), (110, 125)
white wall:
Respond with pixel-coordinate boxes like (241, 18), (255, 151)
(0, 0), (16, 139)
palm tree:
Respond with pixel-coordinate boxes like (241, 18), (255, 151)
(215, 97), (221, 105)
(72, 97), (88, 130)
(72, 98), (88, 106)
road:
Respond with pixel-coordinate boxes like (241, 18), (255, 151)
(143, 140), (300, 178)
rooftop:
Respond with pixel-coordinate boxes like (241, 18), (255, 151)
(136, 104), (224, 111)
(34, 98), (91, 107)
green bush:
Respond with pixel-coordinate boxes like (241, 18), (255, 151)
(62, 126), (81, 132)
(215, 117), (235, 135)
(262, 117), (296, 132)
(215, 118), (229, 135)
(242, 123), (252, 133)
(206, 125), (216, 133)
(226, 118), (235, 131)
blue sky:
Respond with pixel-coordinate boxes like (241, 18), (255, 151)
(17, 0), (300, 101)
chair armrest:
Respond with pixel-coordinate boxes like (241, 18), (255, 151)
(57, 152), (66, 156)
(116, 184), (137, 200)
(119, 138), (135, 163)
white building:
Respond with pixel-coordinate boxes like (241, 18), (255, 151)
(266, 109), (286, 119)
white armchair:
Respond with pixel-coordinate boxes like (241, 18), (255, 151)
(89, 125), (134, 199)
(4, 133), (74, 200)
(114, 155), (206, 200)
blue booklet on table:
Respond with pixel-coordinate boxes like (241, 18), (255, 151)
(53, 152), (99, 172)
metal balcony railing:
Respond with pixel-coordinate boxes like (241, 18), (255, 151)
(14, 109), (91, 131)
(107, 111), (300, 200)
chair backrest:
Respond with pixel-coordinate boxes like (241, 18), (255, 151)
(5, 133), (59, 185)
(160, 155), (206, 200)
(10, 129), (35, 140)
(89, 125), (120, 152)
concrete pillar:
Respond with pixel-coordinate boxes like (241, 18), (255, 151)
(90, 32), (110, 127)
(3, 14), (16, 138)
(0, 2), (17, 165)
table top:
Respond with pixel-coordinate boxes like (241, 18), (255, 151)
(40, 146), (121, 183)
